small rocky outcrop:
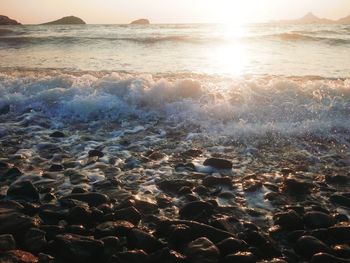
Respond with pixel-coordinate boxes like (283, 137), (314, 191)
(0, 15), (21, 25)
(130, 19), (150, 25)
(42, 16), (86, 25)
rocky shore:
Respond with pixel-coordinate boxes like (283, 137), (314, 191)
(0, 108), (349, 263)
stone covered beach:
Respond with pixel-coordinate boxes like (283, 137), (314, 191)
(0, 103), (350, 263)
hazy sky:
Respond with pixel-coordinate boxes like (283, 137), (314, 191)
(2, 0), (350, 24)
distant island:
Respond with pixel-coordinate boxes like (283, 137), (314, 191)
(42, 16), (86, 25)
(130, 19), (150, 25)
(0, 15), (21, 25)
(274, 12), (350, 24)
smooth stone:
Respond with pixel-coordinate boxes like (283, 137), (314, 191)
(7, 181), (40, 201)
(185, 237), (220, 263)
(150, 247), (186, 263)
(61, 192), (109, 207)
(114, 206), (141, 225)
(216, 237), (249, 256)
(224, 252), (256, 263)
(202, 176), (232, 187)
(179, 201), (213, 220)
(274, 210), (304, 231)
(95, 221), (134, 238)
(0, 249), (37, 263)
(39, 205), (68, 225)
(157, 179), (194, 193)
(147, 151), (166, 160)
(303, 211), (336, 229)
(283, 178), (312, 194)
(127, 228), (162, 252)
(1, 167), (23, 182)
(111, 249), (149, 263)
(101, 236), (122, 259)
(132, 199), (159, 214)
(311, 252), (350, 263)
(325, 175), (349, 184)
(39, 225), (64, 241)
(182, 149), (203, 157)
(49, 131), (65, 138)
(311, 225), (350, 244)
(203, 158), (233, 169)
(24, 228), (47, 253)
(53, 234), (103, 263)
(333, 244), (350, 259)
(67, 205), (93, 225)
(48, 164), (64, 172)
(295, 236), (331, 258)
(38, 253), (55, 263)
(0, 212), (40, 240)
(88, 149), (104, 158)
(0, 234), (16, 251)
(330, 194), (350, 208)
(168, 224), (193, 246)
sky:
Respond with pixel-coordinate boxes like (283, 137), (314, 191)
(1, 0), (350, 24)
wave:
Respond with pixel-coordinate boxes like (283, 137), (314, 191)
(268, 32), (350, 45)
(0, 70), (349, 141)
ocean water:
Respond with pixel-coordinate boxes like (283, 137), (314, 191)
(0, 23), (350, 142)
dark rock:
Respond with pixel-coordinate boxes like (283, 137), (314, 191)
(71, 187), (88, 194)
(157, 179), (194, 193)
(150, 247), (185, 263)
(203, 158), (233, 169)
(330, 194), (350, 208)
(185, 237), (220, 263)
(1, 167), (23, 182)
(0, 250), (37, 263)
(133, 199), (159, 214)
(39, 205), (68, 225)
(49, 131), (65, 138)
(48, 164), (64, 172)
(61, 192), (109, 207)
(179, 201), (213, 220)
(0, 212), (40, 240)
(0, 104), (10, 115)
(114, 206), (141, 225)
(127, 228), (162, 252)
(224, 252), (256, 263)
(183, 149), (203, 158)
(0, 234), (16, 251)
(95, 221), (134, 238)
(24, 228), (47, 253)
(43, 16), (86, 25)
(303, 211), (336, 229)
(42, 193), (56, 202)
(112, 249), (149, 263)
(311, 252), (350, 263)
(157, 219), (235, 243)
(202, 176), (232, 187)
(283, 178), (312, 194)
(38, 253), (55, 263)
(295, 236), (331, 258)
(333, 244), (350, 259)
(131, 19), (150, 25)
(216, 237), (249, 256)
(0, 15), (21, 25)
(325, 175), (349, 184)
(88, 149), (104, 158)
(66, 225), (88, 235)
(311, 225), (350, 244)
(101, 236), (121, 259)
(243, 230), (267, 247)
(168, 224), (193, 247)
(67, 205), (93, 225)
(274, 210), (304, 231)
(52, 234), (103, 263)
(7, 181), (40, 201)
(147, 151), (166, 160)
(39, 225), (64, 240)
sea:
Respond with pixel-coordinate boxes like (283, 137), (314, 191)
(0, 23), (350, 142)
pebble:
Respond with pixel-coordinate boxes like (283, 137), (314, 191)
(311, 252), (350, 263)
(203, 158), (233, 169)
(224, 251), (256, 263)
(127, 228), (163, 252)
(61, 192), (109, 207)
(7, 181), (40, 201)
(185, 237), (220, 263)
(303, 211), (336, 229)
(274, 210), (304, 231)
(179, 201), (213, 220)
(295, 235), (331, 258)
(0, 234), (16, 251)
(49, 131), (65, 138)
(216, 237), (249, 256)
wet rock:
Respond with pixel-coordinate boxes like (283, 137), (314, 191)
(330, 194), (350, 208)
(133, 199), (159, 214)
(283, 178), (312, 194)
(49, 131), (65, 138)
(311, 253), (350, 263)
(111, 249), (149, 263)
(203, 176), (232, 187)
(24, 228), (47, 253)
(48, 164), (64, 172)
(39, 225), (64, 241)
(216, 237), (249, 256)
(243, 179), (263, 192)
(274, 210), (304, 231)
(88, 149), (104, 158)
(66, 225), (88, 235)
(295, 236), (331, 259)
(224, 251), (256, 263)
(185, 237), (220, 263)
(114, 206), (141, 225)
(7, 181), (40, 201)
(0, 104), (10, 115)
(52, 234), (103, 263)
(303, 211), (336, 229)
(0, 234), (16, 251)
(148, 151), (166, 160)
(311, 225), (350, 244)
(0, 249), (38, 263)
(203, 158), (233, 169)
(67, 205), (93, 225)
(179, 201), (213, 220)
(67, 170), (89, 185)
(333, 244), (350, 259)
(61, 192), (109, 207)
(182, 148), (203, 158)
(325, 175), (349, 184)
(1, 167), (23, 182)
(157, 179), (194, 193)
(38, 253), (55, 263)
(157, 219), (234, 244)
(150, 247), (186, 263)
(95, 220), (134, 238)
(243, 230), (267, 247)
(101, 236), (122, 259)
(39, 205), (68, 225)
(168, 224), (193, 247)
(127, 228), (162, 252)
